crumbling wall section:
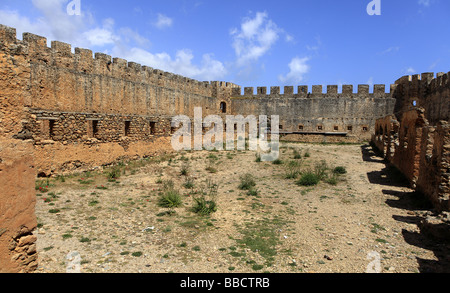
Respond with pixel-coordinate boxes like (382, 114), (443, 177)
(373, 109), (449, 212)
(393, 72), (450, 124)
(372, 115), (400, 160)
(0, 139), (37, 273)
(390, 108), (429, 188)
(416, 121), (450, 212)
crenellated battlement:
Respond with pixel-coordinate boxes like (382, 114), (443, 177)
(394, 71), (450, 93)
(231, 84), (395, 99)
(0, 24), (217, 97)
(392, 71), (450, 123)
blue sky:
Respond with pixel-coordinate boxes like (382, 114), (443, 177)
(1, 0), (449, 91)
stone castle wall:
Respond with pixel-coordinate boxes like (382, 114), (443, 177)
(373, 72), (450, 213)
(393, 72), (450, 124)
(0, 25), (38, 273)
(0, 25), (243, 175)
(0, 139), (38, 273)
(230, 84), (397, 142)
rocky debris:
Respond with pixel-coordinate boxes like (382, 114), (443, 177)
(418, 211), (450, 241)
(324, 255), (333, 261)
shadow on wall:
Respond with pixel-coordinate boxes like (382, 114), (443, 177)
(362, 143), (450, 273)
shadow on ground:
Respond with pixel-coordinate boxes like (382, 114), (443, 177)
(361, 143), (450, 273)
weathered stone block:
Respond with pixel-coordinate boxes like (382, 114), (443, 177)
(0, 140), (37, 273)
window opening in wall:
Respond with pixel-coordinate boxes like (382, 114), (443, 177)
(125, 121), (131, 137)
(49, 120), (56, 138)
(298, 125), (304, 131)
(40, 118), (58, 139)
(317, 125), (323, 131)
(347, 126), (353, 131)
(220, 102), (227, 114)
(150, 121), (157, 135)
(363, 126), (368, 132)
(334, 126), (339, 131)
(92, 120), (99, 137)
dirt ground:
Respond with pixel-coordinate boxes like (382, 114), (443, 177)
(32, 142), (449, 273)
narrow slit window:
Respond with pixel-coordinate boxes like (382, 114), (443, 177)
(92, 120), (99, 137)
(220, 102), (227, 114)
(125, 121), (131, 136)
(150, 122), (157, 135)
(49, 120), (56, 137)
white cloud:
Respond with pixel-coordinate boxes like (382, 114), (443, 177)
(418, 0), (432, 7)
(428, 59), (440, 70)
(154, 13), (173, 29)
(82, 19), (119, 47)
(31, 0), (92, 42)
(306, 36), (322, 53)
(405, 67), (416, 74)
(378, 46), (400, 55)
(285, 34), (294, 43)
(231, 11), (288, 66)
(118, 27), (151, 47)
(116, 47), (227, 81)
(278, 57), (310, 85)
(0, 9), (47, 39)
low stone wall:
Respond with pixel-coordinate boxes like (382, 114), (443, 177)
(0, 139), (38, 273)
(13, 109), (174, 176)
(33, 136), (174, 176)
(280, 133), (361, 144)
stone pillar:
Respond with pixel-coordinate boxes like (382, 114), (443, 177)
(0, 139), (38, 273)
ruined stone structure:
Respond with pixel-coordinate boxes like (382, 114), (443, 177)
(0, 24), (398, 176)
(373, 72), (450, 213)
(0, 23), (448, 272)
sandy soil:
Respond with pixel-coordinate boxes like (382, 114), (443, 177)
(33, 142), (448, 273)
